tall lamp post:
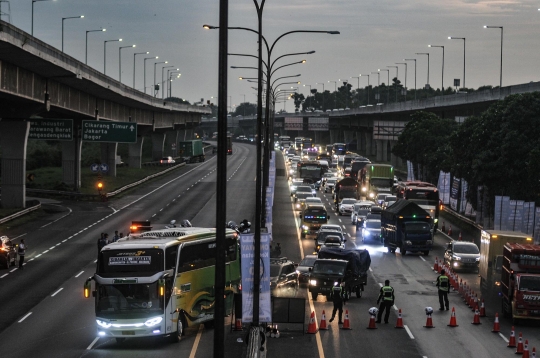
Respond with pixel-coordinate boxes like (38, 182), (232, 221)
(360, 74), (370, 105)
(303, 84), (313, 109)
(387, 66), (398, 103)
(133, 51), (149, 88)
(378, 69), (389, 104)
(104, 38), (122, 75)
(428, 45), (444, 95)
(119, 44), (136, 83)
(328, 80), (337, 108)
(371, 72), (380, 103)
(484, 25), (503, 90)
(404, 59), (417, 100)
(143, 56), (158, 94)
(350, 76), (360, 107)
(85, 29), (106, 65)
(162, 65), (175, 98)
(415, 52), (430, 96)
(154, 61), (168, 97)
(240, 94), (246, 116)
(448, 37), (466, 90)
(396, 62), (408, 100)
(32, 0), (55, 36)
(316, 82), (325, 110)
(168, 72), (181, 98)
(61, 15), (84, 53)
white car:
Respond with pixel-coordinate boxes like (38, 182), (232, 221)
(338, 198), (356, 216)
(351, 201), (375, 225)
(319, 224), (343, 234)
(362, 219), (382, 243)
(325, 178), (338, 193)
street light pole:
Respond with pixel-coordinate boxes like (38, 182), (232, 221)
(415, 52), (430, 96)
(396, 63), (407, 99)
(154, 61), (167, 97)
(161, 65), (174, 99)
(328, 80), (337, 108)
(143, 56), (158, 94)
(119, 45), (136, 83)
(360, 74), (370, 105)
(240, 94), (246, 116)
(378, 69), (389, 104)
(303, 84), (312, 109)
(484, 26), (503, 90)
(133, 51), (149, 88)
(428, 45), (444, 95)
(316, 82), (325, 110)
(404, 59), (417, 100)
(371, 72), (380, 103)
(85, 29), (106, 65)
(448, 37), (466, 89)
(104, 38), (122, 75)
(350, 76), (360, 107)
(387, 66), (398, 103)
(62, 15), (84, 53)
(32, 0), (55, 37)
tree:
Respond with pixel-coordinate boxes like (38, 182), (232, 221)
(233, 102), (257, 116)
(292, 93), (305, 112)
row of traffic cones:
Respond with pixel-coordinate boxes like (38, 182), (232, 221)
(308, 310), (352, 333)
(441, 221), (467, 240)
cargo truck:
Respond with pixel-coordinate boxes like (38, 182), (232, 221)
(333, 177), (360, 210)
(501, 243), (540, 324)
(178, 139), (205, 163)
(381, 200), (433, 255)
(366, 164), (394, 199)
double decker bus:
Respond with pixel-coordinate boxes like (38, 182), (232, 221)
(84, 227), (240, 343)
(278, 135), (292, 149)
(294, 137), (304, 150)
(302, 137), (313, 149)
(296, 160), (323, 182)
(394, 181), (441, 234)
(332, 143), (346, 157)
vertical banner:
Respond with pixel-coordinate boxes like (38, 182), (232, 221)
(534, 208), (540, 244)
(437, 171), (451, 205)
(406, 161), (415, 181)
(507, 200), (524, 232)
(240, 233), (272, 323)
(450, 177), (460, 211)
(522, 202), (536, 235)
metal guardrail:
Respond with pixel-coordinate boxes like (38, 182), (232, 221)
(246, 326), (266, 358)
(0, 201), (41, 224)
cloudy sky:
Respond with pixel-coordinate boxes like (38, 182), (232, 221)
(4, 0), (540, 111)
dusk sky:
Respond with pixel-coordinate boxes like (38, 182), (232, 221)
(4, 0), (540, 111)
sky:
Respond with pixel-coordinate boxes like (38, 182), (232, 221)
(3, 0), (540, 112)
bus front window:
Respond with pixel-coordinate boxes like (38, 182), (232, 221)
(97, 283), (163, 314)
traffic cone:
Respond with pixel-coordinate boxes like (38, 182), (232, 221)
(472, 306), (481, 325)
(479, 299), (486, 317)
(433, 257), (439, 272)
(532, 347), (536, 358)
(447, 307), (459, 327)
(448, 225), (453, 236)
(319, 310), (328, 330)
(516, 332), (524, 354)
(342, 310), (352, 330)
(459, 279), (464, 296)
(523, 340), (530, 358)
(234, 317), (243, 331)
(492, 313), (500, 333)
(307, 311), (317, 334)
(395, 308), (404, 329)
(367, 312), (377, 329)
(424, 313), (435, 328)
(508, 326), (517, 348)
(458, 231), (462, 241)
(471, 294), (479, 312)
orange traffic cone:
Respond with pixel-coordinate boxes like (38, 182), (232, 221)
(424, 313), (435, 328)
(307, 311), (317, 334)
(448, 225), (453, 236)
(508, 326), (517, 348)
(395, 309), (404, 329)
(433, 257), (439, 272)
(458, 231), (462, 241)
(524, 340), (530, 358)
(447, 307), (459, 327)
(341, 310), (352, 330)
(479, 299), (486, 317)
(234, 317), (243, 331)
(516, 332), (524, 354)
(472, 306), (481, 325)
(367, 312), (377, 329)
(319, 310), (328, 330)
(492, 313), (500, 333)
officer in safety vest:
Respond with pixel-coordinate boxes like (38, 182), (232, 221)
(376, 279), (395, 323)
(436, 269), (450, 311)
(329, 279), (348, 324)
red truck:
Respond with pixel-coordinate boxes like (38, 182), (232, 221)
(501, 243), (540, 324)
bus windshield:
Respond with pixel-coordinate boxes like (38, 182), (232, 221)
(96, 282), (163, 314)
(304, 209), (328, 223)
(298, 163), (322, 180)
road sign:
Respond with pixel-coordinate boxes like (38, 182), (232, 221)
(100, 163), (109, 173)
(82, 120), (137, 143)
(28, 119), (73, 140)
(90, 164), (100, 173)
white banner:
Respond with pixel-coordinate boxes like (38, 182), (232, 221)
(308, 117), (328, 131)
(284, 117), (303, 130)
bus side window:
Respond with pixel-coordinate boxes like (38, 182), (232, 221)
(165, 247), (177, 270)
(178, 243), (216, 272)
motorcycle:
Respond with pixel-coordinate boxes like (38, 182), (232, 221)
(226, 220), (251, 234)
(166, 219), (192, 229)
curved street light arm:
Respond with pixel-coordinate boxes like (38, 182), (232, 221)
(203, 24), (269, 53)
(271, 74), (301, 89)
(270, 51), (314, 70)
(270, 60), (305, 78)
(228, 53), (268, 69)
(270, 30), (339, 54)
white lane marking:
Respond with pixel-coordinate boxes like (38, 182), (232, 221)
(10, 268), (18, 272)
(49, 246), (55, 250)
(338, 218), (342, 222)
(94, 259), (98, 263)
(419, 256), (426, 262)
(152, 214), (156, 218)
(378, 283), (383, 287)
(404, 325), (415, 339)
(35, 254), (42, 258)
(43, 250), (49, 254)
(40, 206), (73, 228)
(189, 324), (205, 358)
(369, 267), (373, 272)
(159, 208), (164, 212)
(51, 288), (63, 297)
(499, 332), (509, 343)
(86, 337), (100, 350)
(342, 225), (346, 229)
(109, 206), (118, 213)
(18, 312), (32, 323)
(62, 239), (67, 243)
(1, 274), (8, 278)
(75, 271), (84, 278)
(347, 233), (351, 238)
(12, 233), (27, 239)
(393, 305), (398, 311)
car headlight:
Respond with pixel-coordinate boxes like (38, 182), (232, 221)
(426, 240), (433, 245)
(289, 169), (294, 174)
(361, 187), (367, 192)
(434, 218), (438, 223)
(452, 255), (461, 261)
(363, 230), (370, 236)
(369, 193), (375, 198)
(145, 316), (163, 327)
(309, 279), (317, 286)
(302, 225), (308, 230)
(97, 319), (112, 328)
(291, 185), (297, 191)
(296, 204), (300, 208)
(404, 240), (412, 245)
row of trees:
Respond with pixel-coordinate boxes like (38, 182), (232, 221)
(392, 92), (540, 210)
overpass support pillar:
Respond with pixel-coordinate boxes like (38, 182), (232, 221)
(61, 138), (82, 189)
(376, 139), (387, 162)
(128, 136), (144, 169)
(343, 131), (353, 146)
(0, 121), (30, 208)
(356, 132), (365, 155)
(389, 141), (401, 168)
(366, 133), (374, 157)
(151, 132), (166, 161)
(100, 142), (118, 177)
(165, 130), (179, 157)
(330, 129), (339, 144)
(177, 130), (187, 142)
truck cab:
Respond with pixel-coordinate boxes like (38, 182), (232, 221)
(308, 258), (348, 300)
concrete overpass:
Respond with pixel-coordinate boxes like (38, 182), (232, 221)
(0, 20), (211, 208)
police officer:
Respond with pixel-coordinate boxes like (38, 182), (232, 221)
(329, 279), (347, 324)
(436, 269), (450, 311)
(376, 279), (395, 323)
(18, 239), (27, 269)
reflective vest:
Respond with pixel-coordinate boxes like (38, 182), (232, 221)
(381, 286), (394, 301)
(438, 275), (449, 292)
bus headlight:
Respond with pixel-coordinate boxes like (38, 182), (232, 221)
(302, 225), (308, 230)
(361, 187), (367, 192)
(309, 280), (317, 286)
(144, 316), (163, 327)
(96, 320), (112, 328)
(369, 193), (375, 198)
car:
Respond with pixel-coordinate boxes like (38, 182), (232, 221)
(287, 153), (295, 161)
(325, 178), (338, 193)
(315, 229), (345, 252)
(321, 235), (346, 249)
(376, 193), (390, 206)
(295, 186), (313, 195)
(338, 198), (357, 216)
(160, 156), (175, 164)
(270, 257), (299, 297)
(296, 254), (317, 287)
(319, 224), (343, 234)
(289, 179), (304, 195)
(294, 192), (314, 211)
(352, 201), (375, 226)
(305, 197), (323, 206)
(0, 236), (17, 269)
(382, 195), (397, 208)
(366, 206), (383, 221)
(444, 241), (480, 272)
(361, 219), (382, 243)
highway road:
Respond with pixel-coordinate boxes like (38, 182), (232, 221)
(1, 143), (539, 358)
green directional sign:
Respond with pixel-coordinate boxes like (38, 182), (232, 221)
(28, 119), (73, 140)
(82, 120), (137, 143)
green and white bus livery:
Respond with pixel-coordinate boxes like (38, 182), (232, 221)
(84, 227), (241, 343)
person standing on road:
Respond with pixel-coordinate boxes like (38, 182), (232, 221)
(376, 279), (395, 323)
(18, 239), (27, 269)
(98, 233), (107, 254)
(329, 279), (347, 324)
(112, 231), (120, 243)
(436, 269), (450, 311)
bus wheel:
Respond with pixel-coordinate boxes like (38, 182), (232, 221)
(116, 338), (126, 343)
(170, 314), (185, 343)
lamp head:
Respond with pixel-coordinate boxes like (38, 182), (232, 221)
(428, 44), (432, 47)
(239, 77), (243, 80)
(80, 15), (85, 18)
(119, 38), (123, 41)
(307, 51), (316, 54)
(146, 51), (150, 54)
(102, 29), (106, 32)
(327, 31), (340, 35)
(165, 61), (168, 64)
(155, 56), (159, 59)
(483, 25), (487, 28)
(301, 60), (306, 63)
(132, 45), (136, 48)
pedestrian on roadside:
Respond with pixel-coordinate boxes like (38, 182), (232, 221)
(98, 233), (107, 253)
(112, 231), (120, 243)
(436, 269), (450, 311)
(104, 233), (110, 244)
(18, 239), (27, 269)
(329, 279), (348, 324)
(376, 279), (395, 323)
(119, 232), (124, 240)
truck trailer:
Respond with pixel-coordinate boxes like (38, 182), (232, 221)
(178, 139), (205, 163)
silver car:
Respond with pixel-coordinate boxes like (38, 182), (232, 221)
(338, 198), (356, 216)
(362, 219), (382, 243)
